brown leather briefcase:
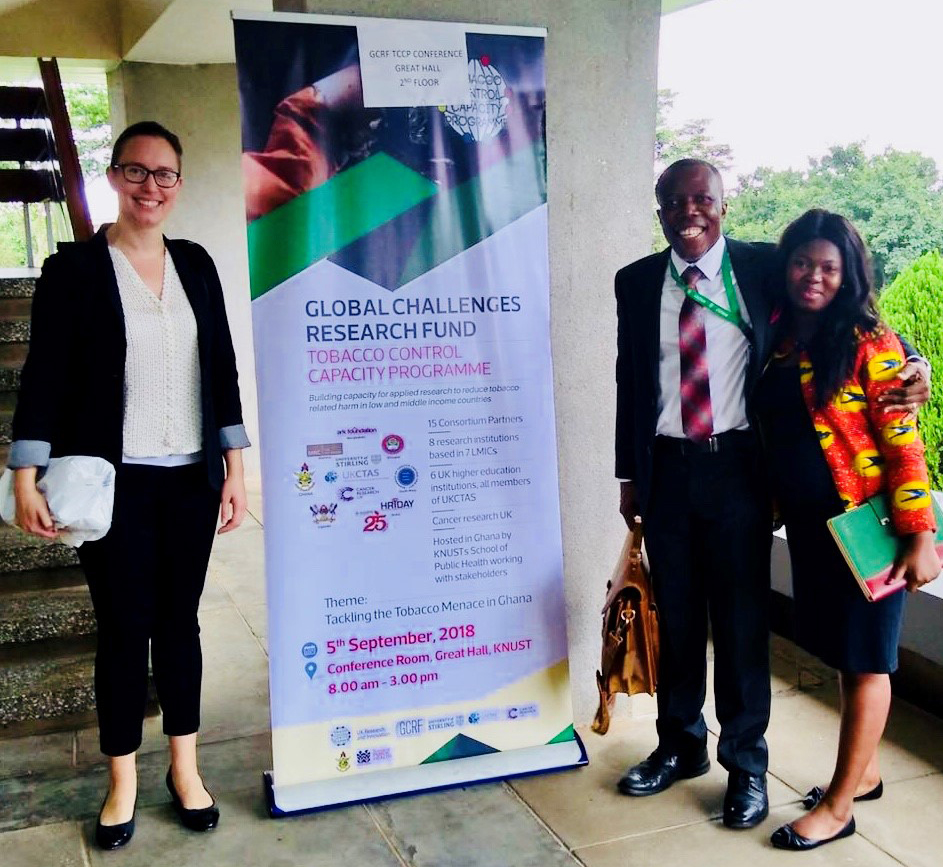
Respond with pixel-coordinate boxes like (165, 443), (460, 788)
(592, 517), (659, 735)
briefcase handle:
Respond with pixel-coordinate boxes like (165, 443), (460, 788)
(603, 516), (646, 613)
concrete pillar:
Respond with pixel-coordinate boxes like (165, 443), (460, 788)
(277, 0), (662, 723)
(107, 61), (260, 480)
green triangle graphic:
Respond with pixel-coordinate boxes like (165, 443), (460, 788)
(547, 724), (576, 745)
(247, 152), (438, 299)
(421, 733), (500, 765)
(397, 140), (547, 287)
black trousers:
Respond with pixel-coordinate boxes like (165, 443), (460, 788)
(77, 462), (219, 757)
(644, 435), (772, 775)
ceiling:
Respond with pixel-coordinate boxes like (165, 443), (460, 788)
(0, 0), (716, 70)
(125, 0), (272, 64)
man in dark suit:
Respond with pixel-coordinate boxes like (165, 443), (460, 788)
(614, 159), (928, 829)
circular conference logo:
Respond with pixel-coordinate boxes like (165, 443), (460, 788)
(441, 55), (509, 142)
(395, 465), (418, 490)
(302, 642), (318, 659)
(382, 434), (405, 455)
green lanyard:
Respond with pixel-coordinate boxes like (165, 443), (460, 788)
(670, 247), (753, 341)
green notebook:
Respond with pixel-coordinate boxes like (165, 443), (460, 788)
(827, 493), (943, 601)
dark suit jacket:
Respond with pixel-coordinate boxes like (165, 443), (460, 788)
(614, 237), (779, 516)
(12, 230), (245, 491)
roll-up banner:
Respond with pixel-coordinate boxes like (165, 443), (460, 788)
(233, 10), (585, 814)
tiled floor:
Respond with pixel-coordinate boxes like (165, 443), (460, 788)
(3, 487), (942, 865)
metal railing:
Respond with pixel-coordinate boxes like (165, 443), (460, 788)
(0, 58), (92, 268)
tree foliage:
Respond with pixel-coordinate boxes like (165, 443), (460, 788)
(63, 83), (111, 179)
(879, 252), (943, 488)
(725, 144), (943, 286)
(655, 89), (733, 174)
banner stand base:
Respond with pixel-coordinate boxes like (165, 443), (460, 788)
(263, 732), (588, 818)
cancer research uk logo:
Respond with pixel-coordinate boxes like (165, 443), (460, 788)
(441, 55), (509, 143)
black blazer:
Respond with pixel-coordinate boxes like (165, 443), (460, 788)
(12, 230), (245, 491)
(614, 237), (779, 516)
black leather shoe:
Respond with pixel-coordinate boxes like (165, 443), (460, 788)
(723, 771), (769, 829)
(802, 779), (883, 810)
(770, 817), (856, 850)
(166, 770), (220, 832)
(617, 745), (710, 796)
(95, 799), (135, 850)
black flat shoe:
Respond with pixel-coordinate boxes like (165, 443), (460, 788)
(802, 780), (883, 810)
(617, 744), (711, 796)
(166, 770), (220, 832)
(95, 799), (136, 850)
(770, 817), (856, 851)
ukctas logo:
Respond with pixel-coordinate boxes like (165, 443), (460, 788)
(363, 511), (388, 532)
(382, 434), (405, 455)
(324, 470), (338, 483)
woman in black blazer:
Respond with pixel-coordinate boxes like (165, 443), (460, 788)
(10, 121), (249, 849)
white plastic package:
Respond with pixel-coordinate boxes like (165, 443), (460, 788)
(0, 455), (116, 547)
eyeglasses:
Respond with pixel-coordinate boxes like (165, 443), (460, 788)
(112, 163), (181, 188)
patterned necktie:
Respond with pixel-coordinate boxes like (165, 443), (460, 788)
(679, 265), (714, 442)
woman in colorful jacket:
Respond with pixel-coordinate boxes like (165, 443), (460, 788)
(755, 209), (940, 851)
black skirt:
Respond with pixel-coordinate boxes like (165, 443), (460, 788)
(756, 364), (905, 674)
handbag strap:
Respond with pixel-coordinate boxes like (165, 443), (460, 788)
(628, 516), (644, 564)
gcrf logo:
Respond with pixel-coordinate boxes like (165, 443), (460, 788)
(363, 511), (388, 532)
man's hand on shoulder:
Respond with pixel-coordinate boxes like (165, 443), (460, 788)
(879, 359), (931, 414)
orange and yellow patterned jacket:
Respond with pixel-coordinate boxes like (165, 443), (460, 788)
(794, 326), (935, 535)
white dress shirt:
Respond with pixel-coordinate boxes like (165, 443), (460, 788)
(655, 236), (752, 438)
(109, 246), (203, 462)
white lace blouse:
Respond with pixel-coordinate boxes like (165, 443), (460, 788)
(108, 245), (203, 460)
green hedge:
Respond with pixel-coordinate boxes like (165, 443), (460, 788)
(880, 251), (943, 489)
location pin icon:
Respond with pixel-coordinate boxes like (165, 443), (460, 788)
(305, 662), (317, 679)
